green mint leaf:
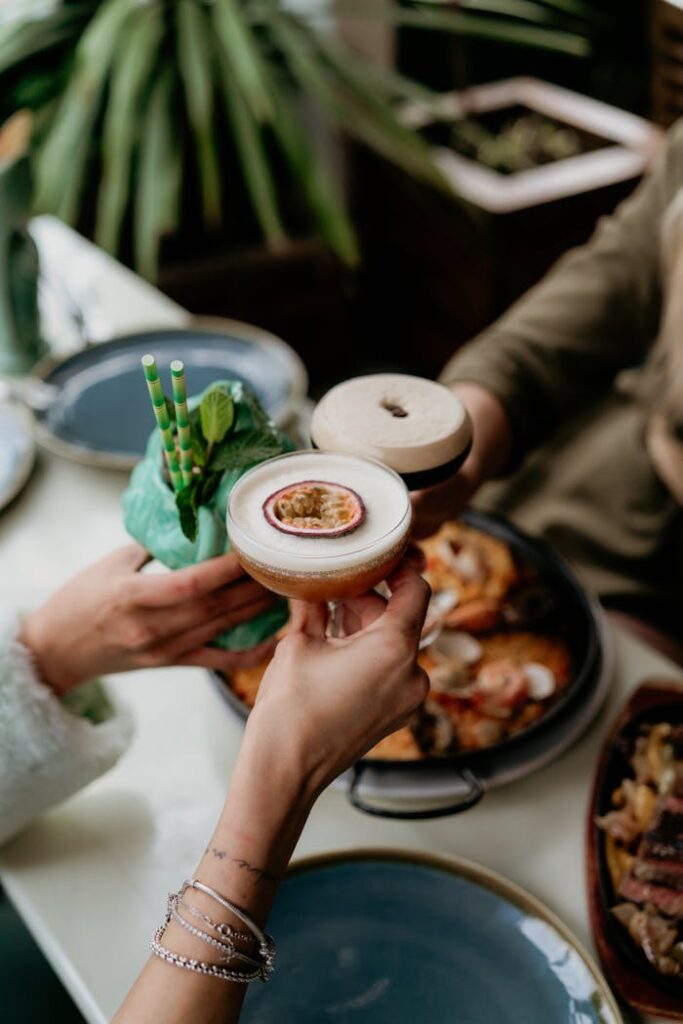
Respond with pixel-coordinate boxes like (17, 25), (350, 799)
(165, 396), (176, 423)
(242, 388), (271, 432)
(209, 431), (282, 472)
(175, 480), (199, 542)
(190, 423), (207, 467)
(196, 471), (222, 506)
(199, 385), (235, 444)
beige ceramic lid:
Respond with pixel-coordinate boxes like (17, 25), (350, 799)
(311, 374), (472, 474)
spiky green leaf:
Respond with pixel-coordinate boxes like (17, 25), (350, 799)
(216, 55), (286, 246)
(134, 68), (182, 279)
(95, 2), (163, 253)
(211, 0), (273, 122)
(34, 0), (136, 223)
(176, 0), (221, 225)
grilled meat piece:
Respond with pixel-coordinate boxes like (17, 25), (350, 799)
(612, 902), (681, 976)
(633, 858), (683, 891)
(641, 795), (683, 862)
(619, 876), (683, 919)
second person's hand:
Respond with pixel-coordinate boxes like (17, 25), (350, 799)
(20, 545), (277, 695)
(411, 382), (513, 538)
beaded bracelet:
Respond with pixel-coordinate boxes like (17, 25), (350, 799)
(185, 878), (275, 976)
(177, 893), (254, 945)
(169, 895), (262, 969)
(150, 881), (275, 983)
(151, 925), (263, 983)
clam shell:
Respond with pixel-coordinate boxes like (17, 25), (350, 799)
(524, 662), (556, 701)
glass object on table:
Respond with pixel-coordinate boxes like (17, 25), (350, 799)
(227, 450), (412, 635)
(310, 373), (472, 491)
(311, 373), (473, 643)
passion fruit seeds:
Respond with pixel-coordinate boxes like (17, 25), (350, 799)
(262, 480), (366, 538)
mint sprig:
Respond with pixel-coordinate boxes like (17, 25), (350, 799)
(174, 383), (281, 542)
(200, 385), (234, 445)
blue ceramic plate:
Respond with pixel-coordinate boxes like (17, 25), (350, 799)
(34, 319), (307, 468)
(0, 404), (35, 512)
(243, 851), (621, 1024)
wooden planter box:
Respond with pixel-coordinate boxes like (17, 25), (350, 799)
(352, 78), (664, 379)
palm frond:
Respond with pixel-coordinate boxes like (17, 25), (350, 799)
(269, 75), (359, 265)
(134, 68), (182, 280)
(0, 3), (93, 74)
(215, 52), (287, 246)
(334, 2), (589, 56)
(271, 11), (447, 191)
(34, 0), (135, 222)
(176, 0), (222, 225)
(96, 2), (164, 253)
(211, 0), (274, 122)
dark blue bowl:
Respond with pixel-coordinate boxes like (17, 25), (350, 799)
(242, 851), (620, 1024)
(35, 322), (307, 468)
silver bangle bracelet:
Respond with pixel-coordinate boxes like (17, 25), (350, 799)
(151, 883), (276, 983)
(177, 894), (254, 945)
(169, 896), (262, 969)
(186, 878), (269, 947)
(186, 878), (275, 976)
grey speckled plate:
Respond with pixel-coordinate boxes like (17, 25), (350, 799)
(243, 850), (622, 1024)
(0, 403), (34, 511)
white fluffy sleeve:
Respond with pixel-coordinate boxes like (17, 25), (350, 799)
(0, 612), (134, 847)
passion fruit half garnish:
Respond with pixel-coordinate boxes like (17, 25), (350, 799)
(262, 480), (365, 538)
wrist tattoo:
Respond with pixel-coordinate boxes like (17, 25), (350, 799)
(233, 858), (277, 885)
(204, 847), (277, 884)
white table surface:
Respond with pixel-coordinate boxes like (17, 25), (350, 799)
(1, 218), (682, 1024)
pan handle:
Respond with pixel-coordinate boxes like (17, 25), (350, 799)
(348, 764), (485, 820)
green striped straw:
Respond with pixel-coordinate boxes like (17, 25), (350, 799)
(141, 354), (183, 493)
(170, 359), (194, 487)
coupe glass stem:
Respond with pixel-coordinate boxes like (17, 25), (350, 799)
(328, 600), (343, 638)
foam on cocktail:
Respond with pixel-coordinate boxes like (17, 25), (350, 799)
(311, 374), (471, 475)
(228, 451), (410, 578)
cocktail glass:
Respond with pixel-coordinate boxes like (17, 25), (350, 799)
(227, 450), (413, 634)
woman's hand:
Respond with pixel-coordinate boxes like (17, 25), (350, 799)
(411, 382), (513, 538)
(247, 564), (431, 795)
(115, 565), (430, 1024)
(19, 544), (277, 695)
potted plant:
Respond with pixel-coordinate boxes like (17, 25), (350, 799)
(352, 74), (663, 379)
(0, 0), (591, 388)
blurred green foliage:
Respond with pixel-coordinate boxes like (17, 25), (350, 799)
(0, 0), (590, 279)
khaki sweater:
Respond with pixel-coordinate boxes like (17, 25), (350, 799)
(441, 121), (683, 615)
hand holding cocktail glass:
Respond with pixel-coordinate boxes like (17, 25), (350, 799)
(227, 374), (474, 640)
(227, 450), (413, 635)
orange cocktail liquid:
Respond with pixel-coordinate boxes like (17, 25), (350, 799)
(227, 451), (412, 603)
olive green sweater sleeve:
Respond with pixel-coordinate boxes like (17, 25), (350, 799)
(440, 121), (683, 457)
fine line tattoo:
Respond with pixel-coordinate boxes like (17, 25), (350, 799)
(233, 857), (277, 885)
(204, 848), (277, 883)
(205, 846), (227, 860)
